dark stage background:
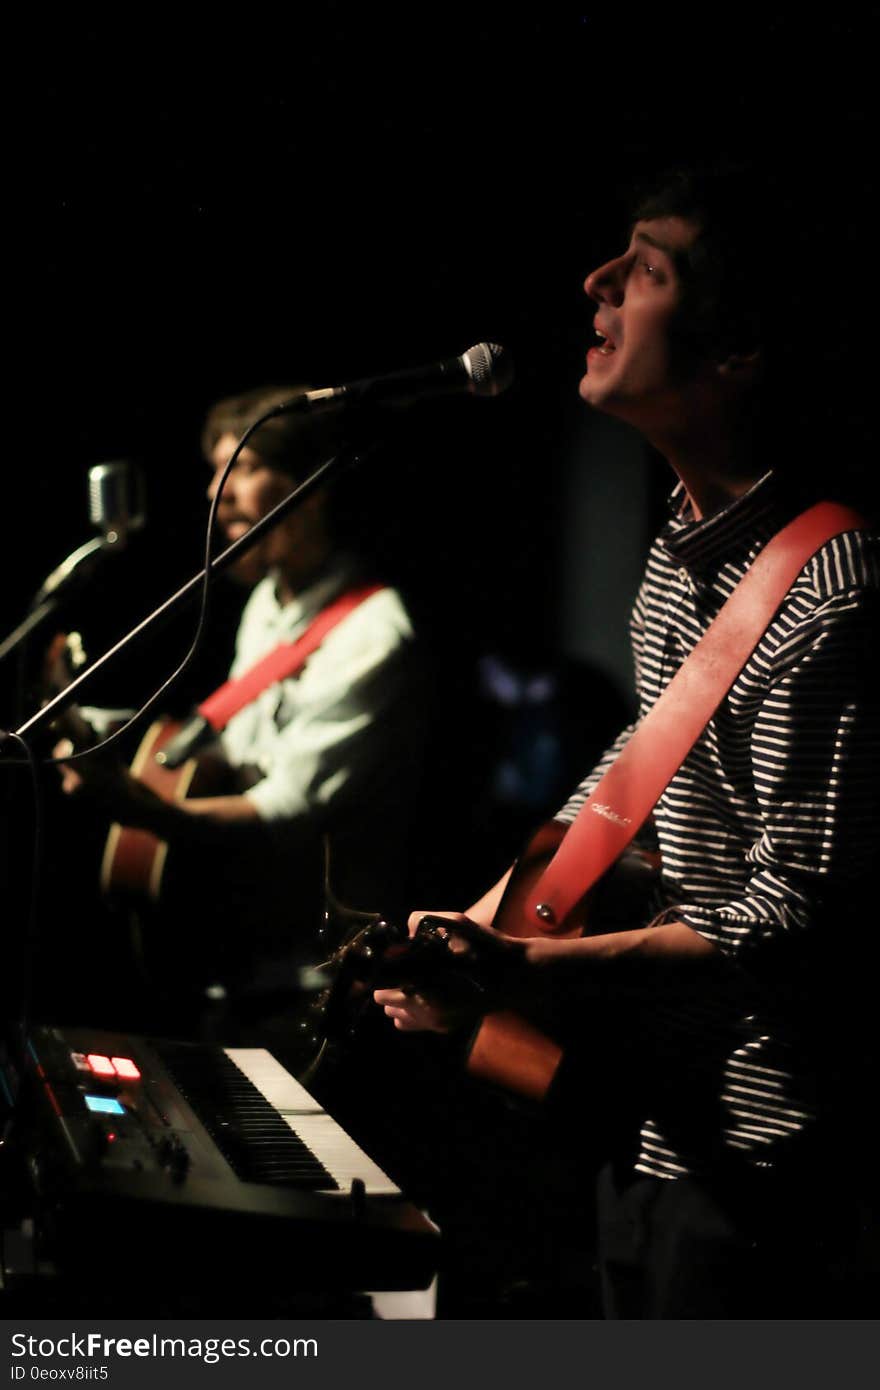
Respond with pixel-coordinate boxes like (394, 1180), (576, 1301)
(2, 5), (876, 1016)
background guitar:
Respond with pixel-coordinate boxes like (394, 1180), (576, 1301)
(41, 633), (323, 1023)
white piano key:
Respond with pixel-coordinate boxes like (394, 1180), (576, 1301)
(370, 1277), (438, 1320)
(224, 1047), (400, 1196)
(223, 1047), (322, 1113)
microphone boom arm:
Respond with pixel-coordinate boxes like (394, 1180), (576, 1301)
(0, 538), (122, 666)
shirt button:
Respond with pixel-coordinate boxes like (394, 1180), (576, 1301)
(678, 568), (688, 582)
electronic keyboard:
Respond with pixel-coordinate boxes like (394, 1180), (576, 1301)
(6, 1024), (438, 1294)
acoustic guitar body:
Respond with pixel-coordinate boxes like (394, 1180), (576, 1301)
(98, 718), (260, 1001)
(465, 820), (659, 1104)
(465, 820), (583, 1103)
(101, 720), (199, 903)
(99, 719), (326, 999)
(43, 639), (305, 1001)
(41, 639), (228, 910)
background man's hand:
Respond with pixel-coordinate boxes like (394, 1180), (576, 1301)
(54, 742), (164, 829)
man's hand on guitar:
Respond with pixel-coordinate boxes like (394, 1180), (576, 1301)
(372, 986), (464, 1034)
(373, 910), (533, 1033)
(54, 741), (165, 828)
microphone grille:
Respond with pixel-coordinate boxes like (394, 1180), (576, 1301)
(463, 342), (514, 397)
(88, 461), (146, 538)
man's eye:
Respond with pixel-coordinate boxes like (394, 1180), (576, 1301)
(640, 259), (667, 283)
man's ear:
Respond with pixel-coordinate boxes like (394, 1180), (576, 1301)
(716, 346), (763, 384)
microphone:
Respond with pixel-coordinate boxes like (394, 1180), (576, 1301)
(88, 460), (146, 545)
(278, 342), (514, 414)
(30, 462), (147, 608)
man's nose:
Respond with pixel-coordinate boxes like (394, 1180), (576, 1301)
(207, 468), (228, 503)
(584, 254), (626, 306)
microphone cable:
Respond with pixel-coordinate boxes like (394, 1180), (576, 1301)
(0, 730), (45, 1042)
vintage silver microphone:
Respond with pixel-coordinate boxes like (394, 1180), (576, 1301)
(30, 461), (146, 608)
(87, 460), (147, 545)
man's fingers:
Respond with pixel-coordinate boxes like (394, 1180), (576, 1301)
(373, 986), (448, 1033)
(384, 1007), (420, 1031)
(373, 988), (409, 1006)
(406, 909), (465, 938)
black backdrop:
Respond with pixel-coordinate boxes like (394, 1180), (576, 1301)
(12, 6), (875, 666)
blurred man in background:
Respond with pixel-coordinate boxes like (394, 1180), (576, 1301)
(58, 385), (426, 1034)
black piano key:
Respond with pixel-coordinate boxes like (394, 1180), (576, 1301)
(155, 1043), (338, 1191)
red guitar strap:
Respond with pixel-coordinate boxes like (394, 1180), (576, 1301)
(153, 581), (388, 772)
(526, 501), (866, 933)
(198, 582), (385, 732)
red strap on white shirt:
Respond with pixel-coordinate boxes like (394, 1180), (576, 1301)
(198, 582), (384, 732)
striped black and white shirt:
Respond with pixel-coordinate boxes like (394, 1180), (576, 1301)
(556, 471), (879, 1179)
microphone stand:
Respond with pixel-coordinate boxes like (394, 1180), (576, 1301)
(7, 440), (374, 748)
(0, 536), (123, 666)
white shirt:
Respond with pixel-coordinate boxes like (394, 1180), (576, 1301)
(220, 560), (423, 910)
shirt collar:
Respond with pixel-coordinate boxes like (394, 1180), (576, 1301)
(265, 556), (360, 630)
(661, 470), (789, 573)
